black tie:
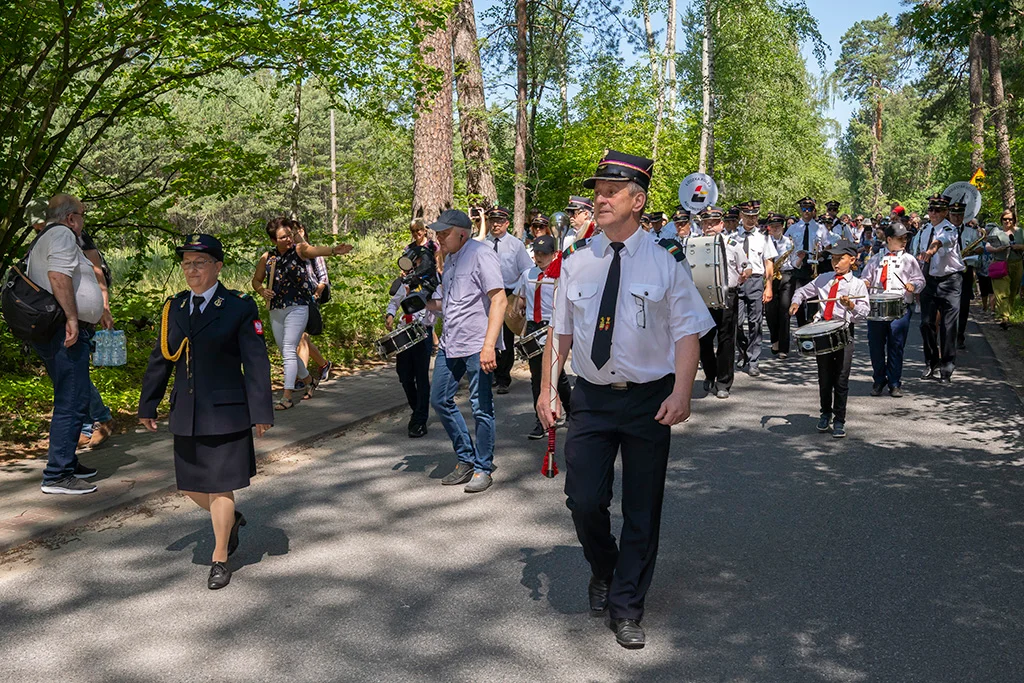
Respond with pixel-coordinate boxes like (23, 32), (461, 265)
(743, 231), (751, 257)
(591, 242), (625, 369)
(493, 236), (498, 252)
(190, 296), (205, 331)
(803, 223), (809, 254)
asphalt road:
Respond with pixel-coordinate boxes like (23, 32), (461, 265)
(1, 323), (1022, 683)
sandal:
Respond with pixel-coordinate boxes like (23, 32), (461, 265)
(274, 398), (294, 411)
(302, 381), (316, 400)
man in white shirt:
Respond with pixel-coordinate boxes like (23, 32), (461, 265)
(485, 206), (533, 393)
(785, 197), (829, 323)
(564, 196), (596, 249)
(735, 200), (777, 376)
(27, 194), (110, 495)
(916, 194), (965, 383)
(949, 202), (980, 350)
(765, 213), (796, 357)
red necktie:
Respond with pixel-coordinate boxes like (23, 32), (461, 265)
(403, 313), (413, 324)
(533, 281), (543, 322)
(880, 256), (889, 290)
(823, 277), (840, 321)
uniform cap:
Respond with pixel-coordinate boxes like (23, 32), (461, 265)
(701, 205), (724, 220)
(176, 233), (224, 262)
(649, 211), (665, 221)
(948, 200), (967, 214)
(429, 209), (473, 232)
(673, 208), (691, 221)
(825, 200), (841, 210)
(565, 196), (594, 212)
(583, 149), (654, 192)
(532, 235), (556, 254)
(767, 213), (785, 225)
(927, 194), (951, 210)
(826, 239), (858, 257)
(725, 206), (740, 220)
(740, 200), (760, 216)
(486, 206), (511, 220)
(530, 213), (550, 227)
(796, 196), (817, 208)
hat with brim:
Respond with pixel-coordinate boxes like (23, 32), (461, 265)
(796, 196), (816, 208)
(862, 218), (874, 227)
(674, 209), (691, 221)
(176, 233), (224, 262)
(725, 207), (740, 220)
(767, 213), (785, 225)
(826, 239), (858, 257)
(531, 214), (550, 227)
(429, 209), (473, 233)
(825, 200), (841, 211)
(582, 149), (654, 192)
(700, 205), (724, 220)
(532, 235), (556, 254)
(927, 194), (951, 210)
(565, 196), (594, 212)
(485, 206), (510, 220)
(740, 200), (760, 216)
(949, 201), (967, 214)
(885, 224), (909, 239)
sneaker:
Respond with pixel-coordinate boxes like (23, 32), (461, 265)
(408, 423), (427, 438)
(441, 462), (474, 486)
(320, 361), (333, 382)
(889, 385), (904, 398)
(716, 388), (730, 399)
(871, 384), (885, 397)
(748, 366), (761, 377)
(778, 352), (788, 359)
(73, 462), (97, 479)
(921, 367), (937, 380)
(816, 415), (831, 433)
(528, 423), (546, 440)
(832, 421), (846, 438)
(496, 384), (510, 395)
(464, 472), (493, 493)
(88, 421), (112, 449)
(41, 476), (97, 495)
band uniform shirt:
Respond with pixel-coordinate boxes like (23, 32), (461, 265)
(917, 219), (966, 276)
(792, 272), (870, 324)
(785, 220), (829, 264)
(861, 250), (925, 304)
(487, 232), (533, 289)
(561, 227), (578, 251)
(190, 283), (220, 314)
(435, 238), (506, 359)
(552, 228), (715, 386)
(26, 223), (104, 325)
(956, 223), (982, 268)
(721, 234), (751, 288)
(828, 222), (854, 245)
(739, 228), (778, 277)
(770, 234), (796, 272)
(514, 265), (556, 322)
(386, 284), (437, 328)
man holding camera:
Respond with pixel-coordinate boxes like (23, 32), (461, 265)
(427, 210), (507, 494)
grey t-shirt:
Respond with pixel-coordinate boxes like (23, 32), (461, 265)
(27, 224), (104, 325)
(436, 238), (505, 358)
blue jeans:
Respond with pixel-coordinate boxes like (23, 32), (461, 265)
(429, 349), (495, 474)
(32, 325), (93, 483)
(867, 305), (913, 389)
(80, 379), (113, 437)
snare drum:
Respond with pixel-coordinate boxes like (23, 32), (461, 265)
(793, 319), (853, 357)
(375, 323), (429, 359)
(685, 234), (729, 309)
(867, 293), (906, 322)
(515, 326), (547, 360)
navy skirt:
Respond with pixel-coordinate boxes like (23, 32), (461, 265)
(173, 430), (256, 493)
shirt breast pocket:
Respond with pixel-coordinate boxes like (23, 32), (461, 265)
(627, 284), (666, 330)
(566, 282), (600, 320)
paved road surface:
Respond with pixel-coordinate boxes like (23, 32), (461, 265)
(1, 322), (1022, 682)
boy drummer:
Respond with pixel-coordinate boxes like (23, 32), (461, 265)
(860, 223), (925, 398)
(790, 240), (869, 438)
(514, 235), (572, 439)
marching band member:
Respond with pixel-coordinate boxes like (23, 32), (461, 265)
(670, 207), (697, 241)
(697, 206), (750, 399)
(564, 196), (596, 249)
(539, 149), (713, 649)
(789, 240), (869, 439)
(385, 276), (438, 439)
(735, 200), (776, 376)
(723, 206), (740, 234)
(785, 197), (828, 324)
(916, 194), (965, 383)
(949, 201), (979, 350)
(486, 206), (533, 395)
(526, 214), (553, 258)
(861, 224), (925, 397)
(765, 213), (796, 358)
(513, 235), (571, 439)
(648, 211), (671, 241)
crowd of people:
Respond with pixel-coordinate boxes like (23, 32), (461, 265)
(13, 156), (1022, 645)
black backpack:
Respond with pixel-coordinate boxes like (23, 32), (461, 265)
(1, 224), (70, 343)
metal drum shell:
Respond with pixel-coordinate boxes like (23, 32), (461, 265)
(867, 294), (906, 322)
(375, 323), (429, 359)
(515, 326), (548, 360)
(793, 320), (853, 357)
(685, 234), (729, 310)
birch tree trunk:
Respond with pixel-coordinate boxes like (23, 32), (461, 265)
(987, 34), (1016, 210)
(412, 14), (454, 223)
(698, 0), (715, 176)
(329, 109), (338, 234)
(452, 0), (497, 207)
(290, 79), (301, 219)
(513, 0), (528, 238)
(968, 31), (986, 174)
(665, 0), (677, 116)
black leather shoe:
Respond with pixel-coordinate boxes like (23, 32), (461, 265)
(441, 461), (474, 485)
(208, 562), (231, 590)
(588, 575), (610, 615)
(939, 374), (952, 384)
(871, 384), (884, 397)
(496, 384), (510, 395)
(702, 379), (713, 393)
(228, 512), (246, 557)
(408, 423), (427, 438)
(609, 618), (645, 649)
(921, 367), (937, 380)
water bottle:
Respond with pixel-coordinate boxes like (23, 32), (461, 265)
(93, 330), (109, 366)
(93, 330), (127, 366)
(111, 330), (127, 366)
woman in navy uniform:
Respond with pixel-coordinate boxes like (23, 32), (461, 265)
(138, 234), (274, 590)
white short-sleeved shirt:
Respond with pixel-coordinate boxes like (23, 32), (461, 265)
(486, 232), (533, 289)
(26, 224), (104, 324)
(737, 229), (778, 276)
(770, 234), (796, 271)
(916, 219), (965, 276)
(553, 228), (715, 385)
(785, 220), (828, 258)
(514, 266), (557, 323)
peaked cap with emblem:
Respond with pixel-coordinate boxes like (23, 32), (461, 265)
(649, 211), (665, 221)
(725, 206), (740, 220)
(740, 200), (760, 216)
(796, 196), (817, 208)
(565, 196), (594, 212)
(825, 200), (841, 211)
(486, 206), (511, 220)
(583, 149), (654, 192)
(700, 205), (724, 220)
(766, 212), (785, 225)
(176, 233), (224, 262)
(530, 213), (550, 227)
(948, 200), (967, 213)
(927, 194), (951, 210)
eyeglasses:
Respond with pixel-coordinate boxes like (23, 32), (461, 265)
(181, 259), (214, 271)
(1002, 218), (1014, 222)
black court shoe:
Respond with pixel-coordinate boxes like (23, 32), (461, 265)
(228, 512), (246, 557)
(208, 562), (231, 590)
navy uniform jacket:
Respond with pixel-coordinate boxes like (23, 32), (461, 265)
(139, 282), (274, 437)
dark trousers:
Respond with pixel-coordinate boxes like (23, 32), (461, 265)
(765, 272), (794, 354)
(919, 272), (962, 374)
(957, 266), (975, 344)
(31, 325), (93, 483)
(867, 306), (912, 389)
(792, 272), (815, 326)
(564, 375), (673, 622)
(736, 275), (765, 367)
(698, 289), (737, 389)
(815, 327), (855, 423)
(494, 289), (516, 387)
(396, 336), (431, 427)
(525, 321), (571, 420)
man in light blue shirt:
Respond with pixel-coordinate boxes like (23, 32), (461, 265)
(485, 206), (532, 393)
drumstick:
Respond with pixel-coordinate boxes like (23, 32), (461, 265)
(804, 295), (867, 303)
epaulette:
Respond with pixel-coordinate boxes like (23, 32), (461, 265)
(229, 289), (251, 299)
(561, 237), (590, 260)
(170, 290), (189, 301)
(658, 238), (686, 263)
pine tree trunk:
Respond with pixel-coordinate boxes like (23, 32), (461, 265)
(452, 0), (497, 208)
(987, 35), (1016, 210)
(290, 79), (301, 219)
(698, 1), (715, 176)
(513, 0), (528, 238)
(330, 109), (338, 234)
(412, 15), (454, 224)
(665, 0), (677, 116)
(969, 31), (986, 174)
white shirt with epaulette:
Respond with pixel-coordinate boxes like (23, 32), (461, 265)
(916, 219), (965, 276)
(553, 228), (715, 385)
(737, 229), (779, 277)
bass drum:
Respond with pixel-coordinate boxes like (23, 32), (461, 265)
(685, 234), (729, 309)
